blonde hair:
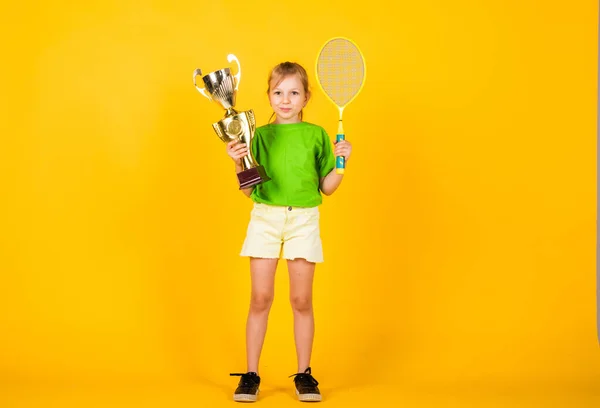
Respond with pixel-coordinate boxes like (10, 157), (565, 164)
(267, 61), (310, 123)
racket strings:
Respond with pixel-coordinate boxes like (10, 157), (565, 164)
(317, 39), (365, 107)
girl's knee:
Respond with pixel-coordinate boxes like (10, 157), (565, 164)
(250, 292), (274, 312)
(290, 295), (312, 313)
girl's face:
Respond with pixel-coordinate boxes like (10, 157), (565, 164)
(268, 74), (308, 124)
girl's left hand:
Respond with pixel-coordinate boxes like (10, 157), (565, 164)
(334, 139), (352, 163)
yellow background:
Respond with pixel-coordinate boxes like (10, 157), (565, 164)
(1, 1), (598, 407)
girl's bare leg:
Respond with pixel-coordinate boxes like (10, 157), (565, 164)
(246, 257), (278, 373)
(287, 258), (316, 373)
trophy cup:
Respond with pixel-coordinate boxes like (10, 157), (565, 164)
(193, 54), (270, 189)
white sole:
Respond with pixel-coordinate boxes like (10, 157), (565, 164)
(296, 390), (322, 402)
(233, 389), (259, 402)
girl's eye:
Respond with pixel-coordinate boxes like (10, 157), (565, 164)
(292, 91), (299, 95)
(273, 91), (281, 95)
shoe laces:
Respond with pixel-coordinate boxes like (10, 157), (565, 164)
(230, 372), (259, 386)
(289, 367), (319, 386)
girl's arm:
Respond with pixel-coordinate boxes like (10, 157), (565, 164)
(235, 162), (255, 198)
(227, 140), (254, 198)
(320, 139), (352, 195)
(320, 170), (344, 196)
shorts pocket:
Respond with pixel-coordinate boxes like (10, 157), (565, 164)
(251, 204), (270, 220)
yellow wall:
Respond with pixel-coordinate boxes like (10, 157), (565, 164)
(1, 0), (598, 395)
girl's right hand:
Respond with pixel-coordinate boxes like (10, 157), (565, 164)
(226, 140), (248, 164)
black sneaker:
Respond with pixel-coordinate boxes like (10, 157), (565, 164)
(230, 371), (260, 402)
(289, 367), (322, 402)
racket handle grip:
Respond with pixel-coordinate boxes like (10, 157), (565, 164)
(336, 133), (345, 174)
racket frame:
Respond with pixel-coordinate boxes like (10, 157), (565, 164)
(315, 36), (366, 174)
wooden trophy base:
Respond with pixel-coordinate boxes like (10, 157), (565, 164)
(238, 166), (270, 189)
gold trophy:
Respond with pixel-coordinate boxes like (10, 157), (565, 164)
(193, 54), (270, 189)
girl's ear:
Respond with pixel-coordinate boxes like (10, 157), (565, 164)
(304, 91), (311, 106)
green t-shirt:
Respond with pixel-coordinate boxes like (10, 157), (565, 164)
(249, 121), (335, 207)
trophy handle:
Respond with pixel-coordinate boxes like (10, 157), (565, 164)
(193, 68), (212, 100)
(227, 54), (241, 91)
(247, 109), (255, 132)
(212, 122), (230, 143)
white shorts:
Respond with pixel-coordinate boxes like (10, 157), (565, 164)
(240, 203), (324, 263)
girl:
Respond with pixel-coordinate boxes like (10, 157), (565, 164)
(227, 61), (352, 403)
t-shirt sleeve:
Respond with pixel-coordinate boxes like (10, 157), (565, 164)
(317, 128), (335, 178)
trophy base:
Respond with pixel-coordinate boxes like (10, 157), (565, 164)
(238, 166), (270, 189)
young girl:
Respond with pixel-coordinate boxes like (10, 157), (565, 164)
(226, 61), (352, 403)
